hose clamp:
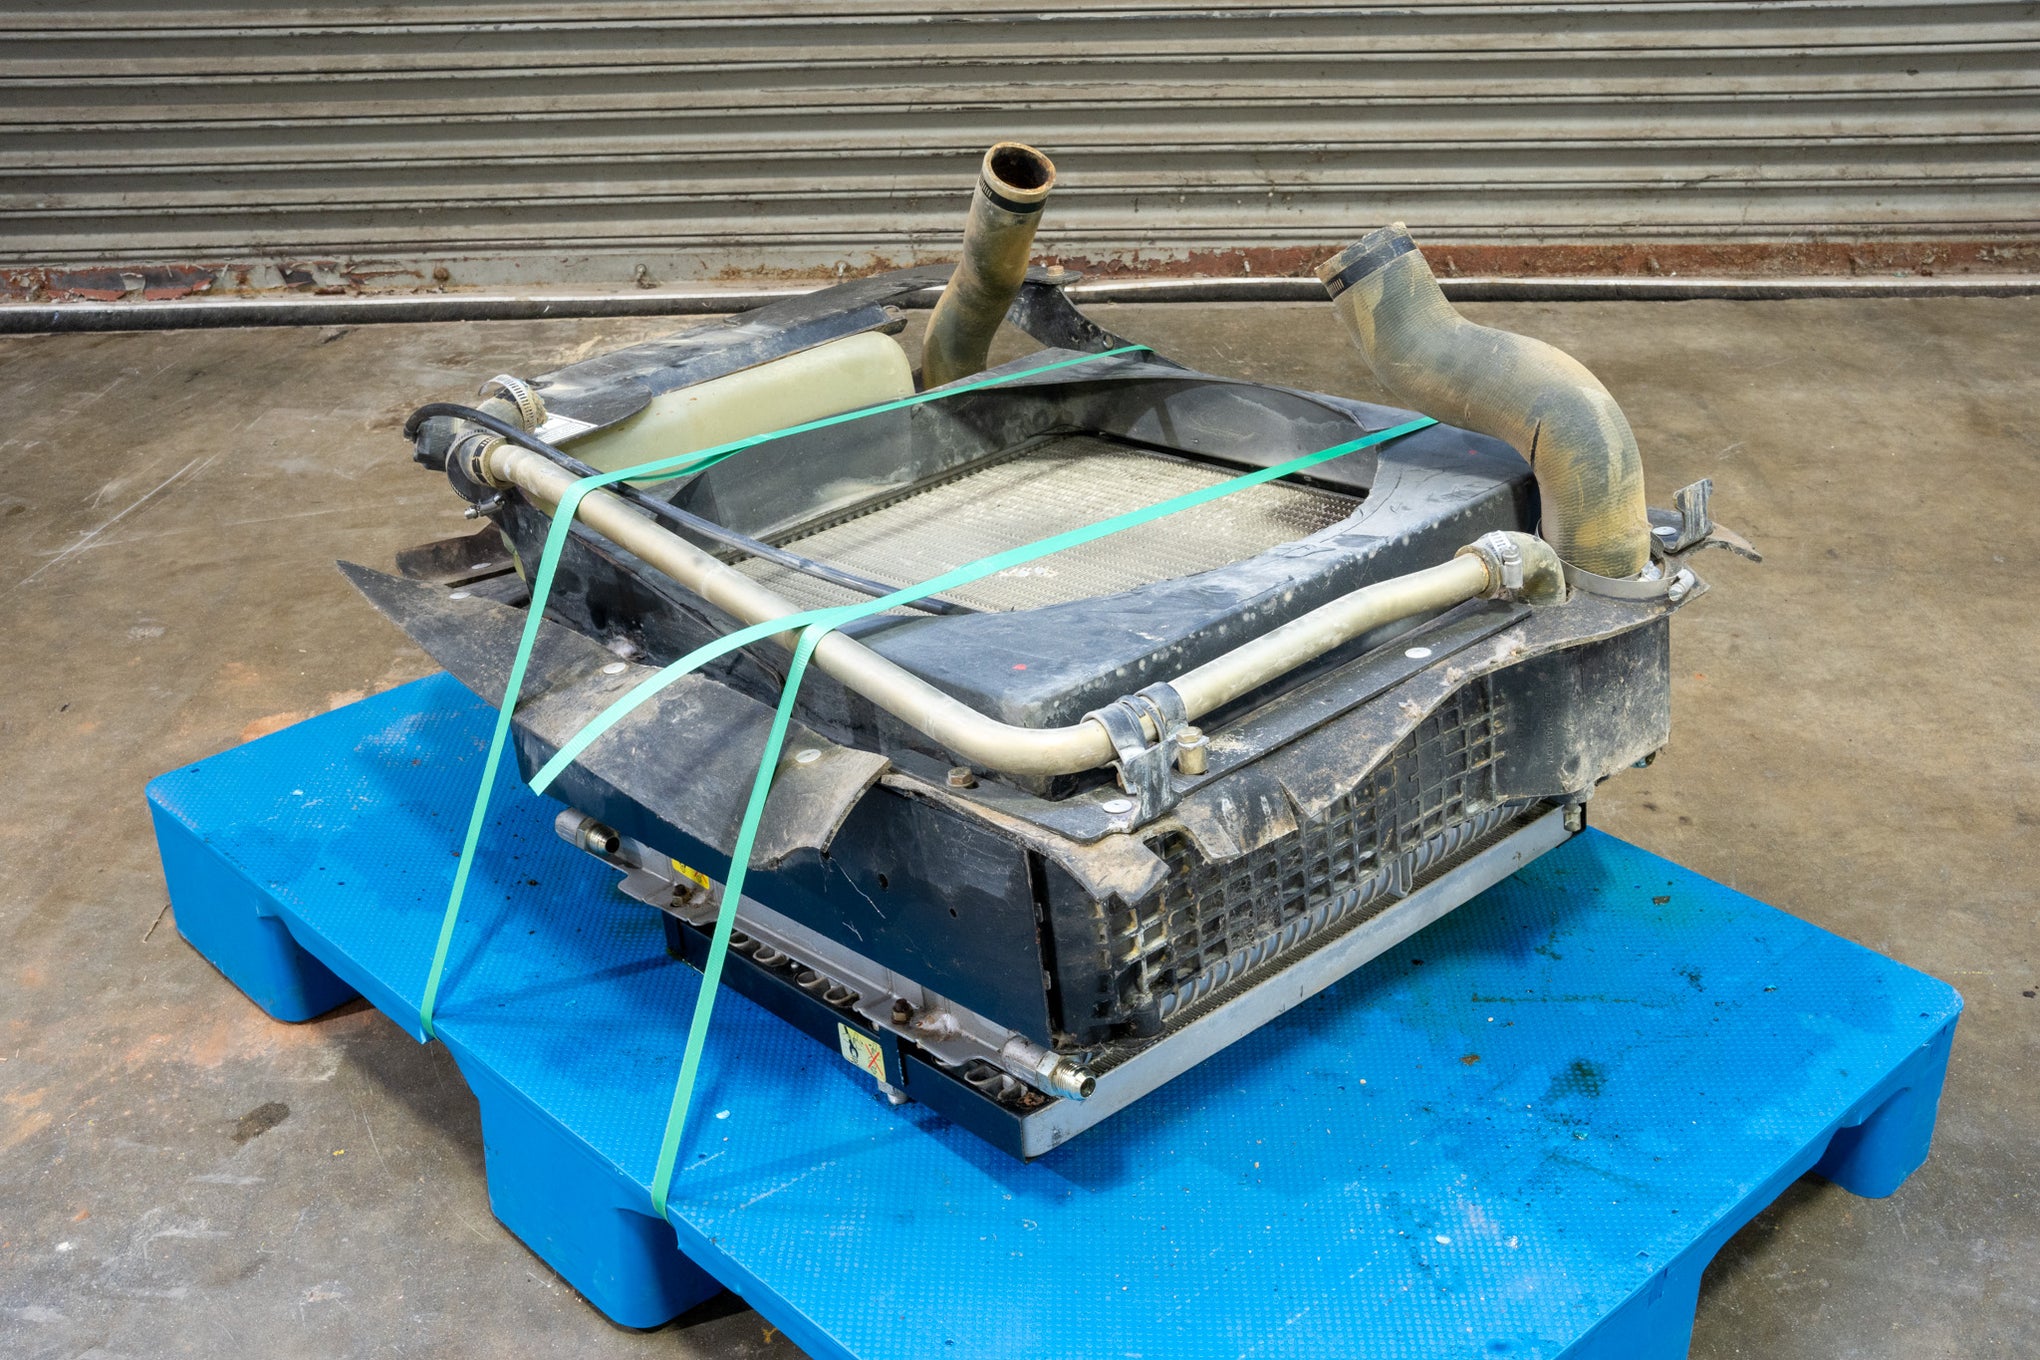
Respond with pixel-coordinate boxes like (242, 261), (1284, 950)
(1562, 559), (1697, 602)
(447, 430), (506, 500)
(479, 374), (546, 432)
(1473, 531), (1524, 595)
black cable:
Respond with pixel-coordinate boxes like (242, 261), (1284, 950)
(403, 403), (973, 616)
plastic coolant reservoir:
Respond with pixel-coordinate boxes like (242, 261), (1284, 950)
(562, 330), (914, 482)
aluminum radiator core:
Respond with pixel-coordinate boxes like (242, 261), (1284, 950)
(736, 434), (1360, 614)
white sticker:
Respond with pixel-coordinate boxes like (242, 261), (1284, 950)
(533, 413), (596, 443)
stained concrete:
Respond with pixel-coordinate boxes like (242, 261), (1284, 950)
(1, 298), (2034, 1359)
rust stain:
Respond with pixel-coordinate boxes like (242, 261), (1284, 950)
(713, 239), (2040, 283)
(1, 1088), (52, 1154)
(0, 256), (425, 303)
(238, 711), (309, 743)
(3, 239), (2033, 303)
(1053, 239), (2040, 281)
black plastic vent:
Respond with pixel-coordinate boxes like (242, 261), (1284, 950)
(1112, 679), (1507, 1026)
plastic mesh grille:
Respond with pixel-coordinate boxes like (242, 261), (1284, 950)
(1116, 680), (1506, 1019)
(733, 434), (1358, 613)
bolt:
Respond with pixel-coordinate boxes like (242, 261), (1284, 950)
(946, 765), (977, 789)
(1173, 727), (1209, 776)
(891, 999), (913, 1025)
(1666, 569), (1695, 603)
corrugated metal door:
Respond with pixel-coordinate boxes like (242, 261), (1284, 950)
(3, 2), (2035, 290)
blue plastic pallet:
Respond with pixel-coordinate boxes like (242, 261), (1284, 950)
(147, 674), (1960, 1360)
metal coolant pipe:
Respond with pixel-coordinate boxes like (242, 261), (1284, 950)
(482, 444), (1547, 778)
(920, 143), (1057, 389)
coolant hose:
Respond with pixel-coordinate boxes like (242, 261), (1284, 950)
(1317, 224), (1652, 578)
(920, 143), (1057, 389)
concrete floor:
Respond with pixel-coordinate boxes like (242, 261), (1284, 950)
(1, 297), (2034, 1359)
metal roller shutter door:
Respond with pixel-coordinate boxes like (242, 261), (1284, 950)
(2, 2), (2035, 289)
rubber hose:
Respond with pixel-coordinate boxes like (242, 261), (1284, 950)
(1317, 224), (1652, 578)
(920, 143), (1056, 389)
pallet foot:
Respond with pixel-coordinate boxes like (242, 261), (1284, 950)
(148, 796), (358, 1022)
(1813, 1024), (1957, 1199)
(454, 1051), (721, 1329)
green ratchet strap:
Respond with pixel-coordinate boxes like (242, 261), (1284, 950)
(417, 343), (1153, 1042)
(580, 412), (1439, 1217)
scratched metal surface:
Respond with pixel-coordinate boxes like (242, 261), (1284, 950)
(146, 673), (1959, 1359)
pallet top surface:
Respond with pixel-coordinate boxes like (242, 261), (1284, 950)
(148, 673), (1961, 1360)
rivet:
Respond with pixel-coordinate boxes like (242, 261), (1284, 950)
(601, 661), (626, 674)
(1404, 646), (1432, 660)
(1101, 797), (1134, 815)
(1653, 525), (1678, 538)
(794, 748), (822, 765)
(448, 591), (470, 601)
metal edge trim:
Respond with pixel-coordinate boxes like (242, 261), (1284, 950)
(1018, 803), (1574, 1156)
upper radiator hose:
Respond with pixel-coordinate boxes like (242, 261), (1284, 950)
(920, 142), (1057, 389)
(1317, 224), (1652, 578)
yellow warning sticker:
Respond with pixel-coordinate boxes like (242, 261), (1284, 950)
(669, 859), (714, 891)
(837, 1023), (887, 1084)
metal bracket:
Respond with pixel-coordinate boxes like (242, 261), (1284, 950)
(1085, 681), (1192, 823)
(1668, 478), (1714, 552)
(1650, 477), (1763, 563)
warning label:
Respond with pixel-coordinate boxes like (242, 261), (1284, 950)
(668, 859), (714, 891)
(837, 1023), (887, 1084)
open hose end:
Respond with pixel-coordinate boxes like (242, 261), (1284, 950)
(980, 142), (1056, 212)
(1316, 222), (1417, 300)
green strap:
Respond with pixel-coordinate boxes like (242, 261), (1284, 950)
(417, 344), (1152, 1040)
(647, 623), (827, 1215)
(590, 414), (1439, 1216)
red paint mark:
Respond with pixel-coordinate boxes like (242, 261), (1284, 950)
(1012, 663), (1027, 670)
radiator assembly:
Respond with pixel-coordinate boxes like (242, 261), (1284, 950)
(350, 144), (1754, 1156)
